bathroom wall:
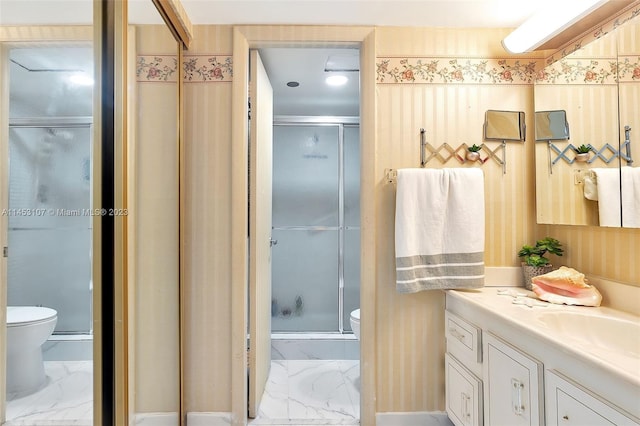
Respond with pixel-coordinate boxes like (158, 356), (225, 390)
(374, 27), (542, 413)
(182, 21), (640, 422)
(182, 25), (235, 414)
(131, 25), (180, 417)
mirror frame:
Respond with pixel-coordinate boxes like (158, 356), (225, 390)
(483, 109), (526, 141)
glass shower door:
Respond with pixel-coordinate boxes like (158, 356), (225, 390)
(271, 124), (340, 332)
(7, 125), (92, 333)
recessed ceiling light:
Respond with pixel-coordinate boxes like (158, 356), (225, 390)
(287, 81), (300, 87)
(325, 75), (348, 86)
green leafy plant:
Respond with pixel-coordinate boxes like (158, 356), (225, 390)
(518, 237), (564, 266)
(468, 144), (483, 152)
(574, 144), (591, 154)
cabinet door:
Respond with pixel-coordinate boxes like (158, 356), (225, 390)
(483, 332), (543, 426)
(546, 370), (640, 426)
(446, 353), (483, 426)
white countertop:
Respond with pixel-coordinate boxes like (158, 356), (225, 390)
(446, 287), (640, 389)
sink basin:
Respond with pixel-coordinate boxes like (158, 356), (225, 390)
(535, 311), (640, 358)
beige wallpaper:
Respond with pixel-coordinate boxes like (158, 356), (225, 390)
(182, 25), (235, 414)
(132, 25), (181, 415)
(374, 27), (541, 413)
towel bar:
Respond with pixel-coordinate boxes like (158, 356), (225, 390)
(574, 169), (596, 185)
(385, 168), (397, 184)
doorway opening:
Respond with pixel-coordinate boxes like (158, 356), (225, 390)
(248, 46), (361, 425)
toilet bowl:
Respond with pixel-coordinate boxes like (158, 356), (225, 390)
(350, 309), (360, 340)
(6, 306), (57, 395)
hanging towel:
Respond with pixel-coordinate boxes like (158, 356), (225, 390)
(591, 168), (622, 227)
(394, 168), (485, 293)
(583, 175), (598, 201)
(621, 166), (640, 228)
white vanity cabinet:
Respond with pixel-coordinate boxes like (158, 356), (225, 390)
(445, 289), (640, 426)
(483, 332), (543, 426)
(545, 370), (639, 426)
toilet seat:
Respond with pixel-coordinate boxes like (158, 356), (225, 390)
(350, 308), (360, 322)
(7, 306), (57, 327)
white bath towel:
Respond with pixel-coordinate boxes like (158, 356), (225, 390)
(621, 166), (640, 228)
(583, 175), (598, 201)
(395, 168), (485, 293)
(591, 168), (621, 227)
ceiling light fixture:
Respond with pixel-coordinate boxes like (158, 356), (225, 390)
(502, 0), (606, 54)
(325, 75), (348, 86)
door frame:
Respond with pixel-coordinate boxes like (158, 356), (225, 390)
(230, 26), (377, 426)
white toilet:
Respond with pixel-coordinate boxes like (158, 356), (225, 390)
(350, 309), (360, 340)
(6, 306), (58, 395)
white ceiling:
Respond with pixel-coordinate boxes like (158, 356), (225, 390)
(179, 0), (553, 27)
(0, 0), (554, 27)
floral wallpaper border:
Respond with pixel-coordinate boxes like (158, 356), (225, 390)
(536, 58), (618, 85)
(618, 55), (640, 82)
(136, 54), (233, 82)
(136, 55), (178, 82)
(375, 57), (541, 85)
(183, 55), (233, 82)
(536, 56), (640, 85)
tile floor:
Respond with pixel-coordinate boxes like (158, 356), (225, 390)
(249, 360), (360, 425)
(5, 359), (358, 426)
(5, 361), (93, 426)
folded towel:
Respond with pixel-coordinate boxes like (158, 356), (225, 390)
(621, 166), (640, 228)
(591, 168), (621, 227)
(395, 168), (485, 293)
(583, 175), (598, 201)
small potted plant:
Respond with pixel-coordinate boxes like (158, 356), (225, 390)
(574, 144), (591, 162)
(517, 237), (564, 290)
(466, 144), (482, 162)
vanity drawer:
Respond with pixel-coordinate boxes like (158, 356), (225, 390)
(446, 310), (482, 363)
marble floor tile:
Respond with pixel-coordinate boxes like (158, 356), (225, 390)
(250, 360), (360, 426)
(5, 361), (93, 426)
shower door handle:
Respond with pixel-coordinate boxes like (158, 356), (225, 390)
(269, 238), (278, 247)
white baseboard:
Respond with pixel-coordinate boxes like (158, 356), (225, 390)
(376, 411), (453, 426)
(133, 412), (179, 425)
(186, 412), (232, 425)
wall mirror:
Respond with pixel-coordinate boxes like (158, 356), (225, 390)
(484, 110), (526, 141)
(535, 110), (570, 141)
(535, 11), (640, 227)
(0, 0), (183, 423)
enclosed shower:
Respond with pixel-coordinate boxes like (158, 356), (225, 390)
(6, 46), (94, 359)
(270, 117), (360, 336)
